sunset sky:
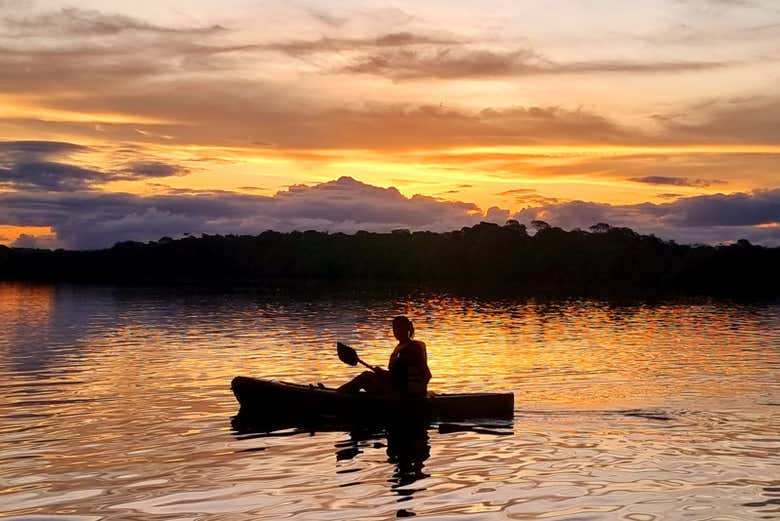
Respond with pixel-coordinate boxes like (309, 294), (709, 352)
(1, 0), (779, 248)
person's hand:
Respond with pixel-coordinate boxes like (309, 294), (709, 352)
(372, 365), (384, 373)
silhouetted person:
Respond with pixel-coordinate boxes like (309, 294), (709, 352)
(337, 316), (431, 396)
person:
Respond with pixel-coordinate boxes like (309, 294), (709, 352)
(338, 316), (432, 396)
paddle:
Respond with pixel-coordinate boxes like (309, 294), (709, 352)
(337, 342), (376, 371)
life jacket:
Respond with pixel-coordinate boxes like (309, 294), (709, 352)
(388, 340), (432, 396)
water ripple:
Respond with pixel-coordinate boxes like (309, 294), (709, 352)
(0, 283), (778, 520)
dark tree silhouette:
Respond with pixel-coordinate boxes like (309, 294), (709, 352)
(0, 223), (778, 295)
(530, 220), (551, 234)
(589, 222), (611, 234)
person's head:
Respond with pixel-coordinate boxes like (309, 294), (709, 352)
(392, 315), (415, 341)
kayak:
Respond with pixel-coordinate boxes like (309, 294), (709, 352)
(231, 376), (514, 421)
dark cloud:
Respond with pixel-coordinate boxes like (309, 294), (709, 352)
(513, 151), (780, 185)
(10, 233), (37, 248)
(3, 174), (779, 249)
(514, 188), (780, 245)
(124, 161), (187, 177)
(0, 140), (96, 191)
(0, 140), (187, 191)
(258, 32), (464, 56)
(340, 48), (726, 80)
(0, 7), (454, 96)
(0, 176), (492, 249)
(0, 161), (108, 191)
(658, 189), (780, 227)
(146, 31), (464, 62)
(0, 140), (87, 159)
(29, 90), (635, 149)
(631, 176), (726, 187)
(5, 83), (776, 153)
(496, 188), (561, 206)
(0, 46), (171, 94)
(0, 4), (768, 150)
(4, 41), (747, 152)
(655, 98), (780, 145)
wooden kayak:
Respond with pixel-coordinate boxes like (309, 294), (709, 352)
(231, 376), (514, 421)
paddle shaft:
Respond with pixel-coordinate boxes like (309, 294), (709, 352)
(357, 358), (374, 370)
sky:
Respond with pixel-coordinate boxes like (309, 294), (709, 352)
(1, 0), (779, 249)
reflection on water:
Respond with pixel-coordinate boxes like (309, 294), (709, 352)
(230, 414), (515, 519)
(1, 282), (779, 520)
(233, 416), (437, 516)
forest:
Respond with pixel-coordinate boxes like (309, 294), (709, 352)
(1, 221), (778, 295)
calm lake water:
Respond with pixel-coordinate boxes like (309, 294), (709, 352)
(1, 283), (779, 521)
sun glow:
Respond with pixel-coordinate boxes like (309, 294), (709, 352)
(1, 98), (179, 126)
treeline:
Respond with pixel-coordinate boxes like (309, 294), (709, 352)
(1, 221), (778, 295)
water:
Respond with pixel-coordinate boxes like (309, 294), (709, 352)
(1, 283), (778, 521)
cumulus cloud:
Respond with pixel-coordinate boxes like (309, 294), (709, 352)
(7, 229), (59, 250)
(514, 188), (780, 245)
(2, 175), (780, 249)
(656, 189), (780, 227)
(485, 206), (511, 223)
(10, 233), (37, 248)
(0, 176), (496, 249)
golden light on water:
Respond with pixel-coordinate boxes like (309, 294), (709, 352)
(2, 0), (779, 515)
(2, 284), (779, 519)
(3, 286), (773, 412)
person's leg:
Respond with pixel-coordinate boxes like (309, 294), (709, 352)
(338, 371), (393, 394)
(337, 372), (366, 393)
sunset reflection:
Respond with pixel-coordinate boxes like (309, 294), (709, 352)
(1, 285), (779, 519)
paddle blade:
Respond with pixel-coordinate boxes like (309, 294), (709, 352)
(337, 342), (359, 366)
